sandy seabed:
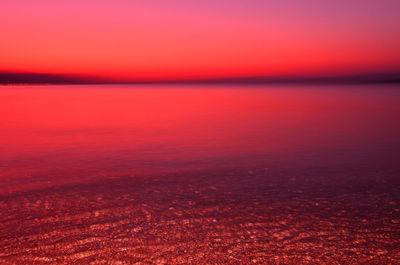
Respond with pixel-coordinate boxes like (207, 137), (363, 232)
(0, 167), (399, 265)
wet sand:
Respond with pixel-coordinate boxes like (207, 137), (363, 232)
(1, 166), (399, 264)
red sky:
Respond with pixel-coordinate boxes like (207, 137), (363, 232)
(1, 0), (400, 81)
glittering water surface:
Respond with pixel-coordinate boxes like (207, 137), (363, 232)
(0, 85), (400, 264)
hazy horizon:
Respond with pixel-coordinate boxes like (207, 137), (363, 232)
(1, 70), (400, 85)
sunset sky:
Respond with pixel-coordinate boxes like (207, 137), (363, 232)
(1, 0), (400, 81)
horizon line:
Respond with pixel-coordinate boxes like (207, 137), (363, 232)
(1, 71), (400, 85)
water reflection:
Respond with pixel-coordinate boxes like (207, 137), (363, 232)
(1, 84), (400, 193)
(1, 85), (400, 264)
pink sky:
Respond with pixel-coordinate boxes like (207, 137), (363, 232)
(1, 0), (400, 80)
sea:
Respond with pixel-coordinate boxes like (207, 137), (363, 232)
(0, 84), (399, 264)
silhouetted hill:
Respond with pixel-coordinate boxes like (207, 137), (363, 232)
(0, 72), (104, 84)
(1, 71), (399, 85)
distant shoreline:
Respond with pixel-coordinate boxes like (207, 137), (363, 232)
(1, 71), (400, 85)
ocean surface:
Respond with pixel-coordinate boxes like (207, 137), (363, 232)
(0, 84), (399, 264)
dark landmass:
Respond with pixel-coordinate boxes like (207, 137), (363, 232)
(1, 71), (400, 85)
(0, 72), (106, 85)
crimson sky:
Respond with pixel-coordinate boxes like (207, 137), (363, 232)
(1, 0), (400, 81)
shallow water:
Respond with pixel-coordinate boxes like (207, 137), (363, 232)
(0, 84), (399, 264)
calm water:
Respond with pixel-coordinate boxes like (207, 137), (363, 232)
(1, 84), (400, 193)
(1, 84), (400, 264)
